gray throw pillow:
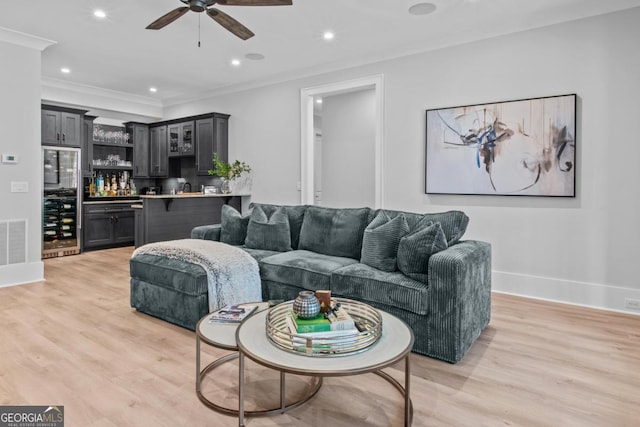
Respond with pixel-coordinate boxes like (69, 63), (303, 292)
(421, 211), (469, 245)
(397, 221), (448, 281)
(245, 206), (292, 252)
(249, 203), (306, 249)
(360, 211), (410, 272)
(220, 204), (251, 245)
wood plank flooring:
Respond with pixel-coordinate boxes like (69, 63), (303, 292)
(1, 247), (638, 426)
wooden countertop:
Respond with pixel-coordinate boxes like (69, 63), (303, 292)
(139, 193), (250, 199)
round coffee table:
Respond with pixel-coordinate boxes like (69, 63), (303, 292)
(196, 302), (322, 416)
(236, 303), (414, 426)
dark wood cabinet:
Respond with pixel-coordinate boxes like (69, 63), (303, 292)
(41, 106), (85, 147)
(168, 121), (195, 157)
(81, 116), (96, 177)
(127, 123), (150, 178)
(83, 203), (135, 250)
(196, 115), (229, 175)
(150, 125), (168, 177)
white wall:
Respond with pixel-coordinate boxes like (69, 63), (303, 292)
(0, 38), (45, 286)
(161, 8), (640, 314)
(319, 89), (376, 208)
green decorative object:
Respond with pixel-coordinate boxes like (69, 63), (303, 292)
(208, 153), (251, 180)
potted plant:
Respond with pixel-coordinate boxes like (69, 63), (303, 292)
(208, 153), (252, 194)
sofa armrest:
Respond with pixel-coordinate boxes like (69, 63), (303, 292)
(190, 224), (221, 241)
(426, 240), (491, 363)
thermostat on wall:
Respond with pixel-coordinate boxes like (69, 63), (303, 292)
(2, 154), (18, 164)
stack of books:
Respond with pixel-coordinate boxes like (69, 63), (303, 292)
(286, 308), (359, 353)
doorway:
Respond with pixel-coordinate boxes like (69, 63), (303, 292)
(300, 75), (384, 208)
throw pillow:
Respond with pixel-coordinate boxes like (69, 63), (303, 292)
(249, 203), (306, 249)
(397, 221), (448, 281)
(245, 206), (292, 252)
(421, 211), (469, 245)
(220, 204), (251, 245)
(360, 211), (410, 272)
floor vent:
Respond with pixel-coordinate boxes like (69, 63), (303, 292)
(0, 219), (27, 266)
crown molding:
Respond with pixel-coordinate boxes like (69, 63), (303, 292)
(42, 77), (163, 120)
(42, 77), (162, 107)
(0, 27), (55, 51)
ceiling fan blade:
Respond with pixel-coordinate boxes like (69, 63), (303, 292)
(146, 7), (190, 30)
(216, 0), (293, 6)
(206, 8), (255, 40)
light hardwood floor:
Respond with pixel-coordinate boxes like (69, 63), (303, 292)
(1, 247), (638, 426)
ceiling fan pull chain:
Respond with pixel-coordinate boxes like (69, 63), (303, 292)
(198, 13), (201, 47)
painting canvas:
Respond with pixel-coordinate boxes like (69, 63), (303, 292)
(425, 94), (576, 196)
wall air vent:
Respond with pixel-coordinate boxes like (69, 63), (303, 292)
(0, 219), (27, 266)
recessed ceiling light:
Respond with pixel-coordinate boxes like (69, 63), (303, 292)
(408, 2), (437, 15)
(245, 53), (265, 61)
(60, 67), (71, 74)
(323, 31), (335, 41)
(316, 99), (323, 104)
(231, 59), (241, 67)
(93, 9), (107, 19)
(149, 87), (157, 93)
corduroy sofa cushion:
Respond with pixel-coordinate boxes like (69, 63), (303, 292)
(244, 206), (292, 252)
(397, 221), (448, 282)
(298, 206), (372, 259)
(377, 209), (469, 245)
(331, 263), (430, 315)
(129, 253), (208, 296)
(220, 204), (251, 246)
(249, 203), (307, 249)
(360, 211), (410, 272)
(260, 250), (358, 292)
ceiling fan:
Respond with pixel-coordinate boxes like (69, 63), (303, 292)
(146, 0), (293, 40)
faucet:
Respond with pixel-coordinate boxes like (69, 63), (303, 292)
(182, 182), (191, 193)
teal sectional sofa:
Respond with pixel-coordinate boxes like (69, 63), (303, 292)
(190, 203), (491, 364)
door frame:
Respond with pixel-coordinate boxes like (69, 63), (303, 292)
(300, 74), (384, 208)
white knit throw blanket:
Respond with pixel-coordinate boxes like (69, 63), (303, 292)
(133, 239), (262, 312)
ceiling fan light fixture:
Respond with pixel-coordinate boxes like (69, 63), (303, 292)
(147, 0), (291, 39)
(408, 2), (437, 16)
(189, 0), (207, 12)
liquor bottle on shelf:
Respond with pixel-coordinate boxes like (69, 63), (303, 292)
(97, 171), (104, 193)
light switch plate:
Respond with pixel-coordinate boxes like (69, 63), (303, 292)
(11, 181), (28, 193)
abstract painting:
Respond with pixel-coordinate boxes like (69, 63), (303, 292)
(425, 94), (576, 196)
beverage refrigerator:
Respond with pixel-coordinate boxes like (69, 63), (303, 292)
(42, 146), (81, 258)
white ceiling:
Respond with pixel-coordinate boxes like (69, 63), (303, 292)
(2, 0), (640, 107)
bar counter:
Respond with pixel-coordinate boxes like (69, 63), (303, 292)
(135, 193), (248, 247)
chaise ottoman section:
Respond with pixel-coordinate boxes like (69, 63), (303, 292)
(130, 239), (262, 331)
(130, 253), (209, 330)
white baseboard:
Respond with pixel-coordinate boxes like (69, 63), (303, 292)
(0, 262), (44, 287)
(492, 270), (640, 316)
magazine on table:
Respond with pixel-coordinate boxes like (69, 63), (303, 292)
(208, 304), (258, 323)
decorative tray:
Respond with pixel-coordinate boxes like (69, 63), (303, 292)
(265, 298), (383, 357)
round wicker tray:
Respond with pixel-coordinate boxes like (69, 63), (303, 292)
(265, 298), (383, 357)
